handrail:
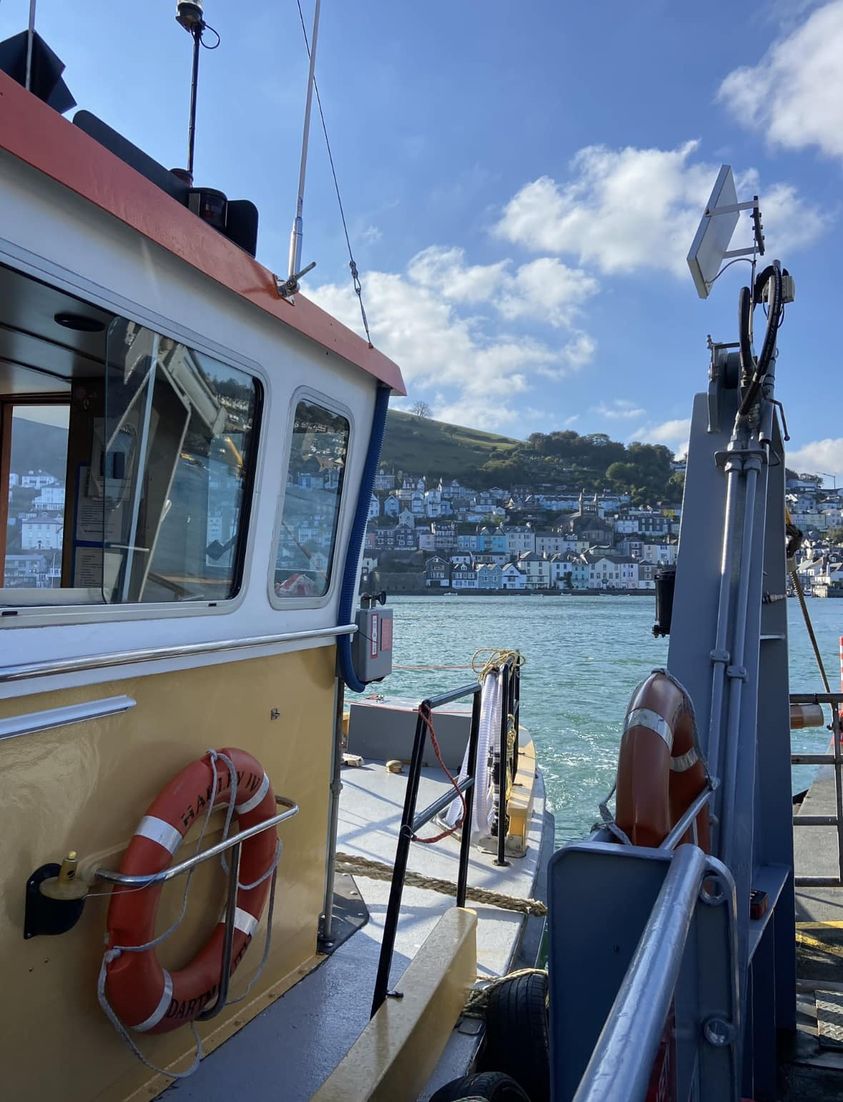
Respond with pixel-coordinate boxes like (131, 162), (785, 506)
(94, 794), (298, 1022)
(659, 783), (715, 852)
(790, 691), (843, 887)
(370, 685), (482, 1016)
(95, 795), (299, 885)
(370, 656), (522, 1015)
(573, 847), (738, 1102)
(0, 625), (356, 683)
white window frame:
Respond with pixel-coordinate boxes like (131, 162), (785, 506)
(268, 386), (354, 611)
(0, 250), (266, 628)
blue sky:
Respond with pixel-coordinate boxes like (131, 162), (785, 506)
(4, 2), (842, 473)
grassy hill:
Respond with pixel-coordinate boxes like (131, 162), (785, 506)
(381, 409), (520, 482)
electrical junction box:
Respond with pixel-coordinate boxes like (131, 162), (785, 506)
(352, 606), (393, 683)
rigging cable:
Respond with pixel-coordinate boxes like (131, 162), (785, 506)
(295, 0), (373, 347)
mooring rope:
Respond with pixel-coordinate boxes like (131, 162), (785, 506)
(334, 851), (547, 916)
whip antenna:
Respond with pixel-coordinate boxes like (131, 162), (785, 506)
(25, 0), (36, 90)
(175, 1), (220, 184)
(278, 0), (321, 299)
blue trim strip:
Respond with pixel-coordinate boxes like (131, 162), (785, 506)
(337, 384), (390, 692)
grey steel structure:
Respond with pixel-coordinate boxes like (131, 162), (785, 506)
(548, 236), (793, 1095)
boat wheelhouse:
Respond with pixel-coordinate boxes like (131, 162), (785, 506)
(0, 22), (551, 1102)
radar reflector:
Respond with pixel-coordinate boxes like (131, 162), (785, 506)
(687, 165), (763, 299)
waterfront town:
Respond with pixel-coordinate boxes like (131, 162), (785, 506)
(5, 460), (843, 598)
(358, 466), (843, 596)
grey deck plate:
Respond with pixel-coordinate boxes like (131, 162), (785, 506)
(165, 762), (549, 1100)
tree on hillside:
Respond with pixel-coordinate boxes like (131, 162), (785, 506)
(410, 400), (432, 419)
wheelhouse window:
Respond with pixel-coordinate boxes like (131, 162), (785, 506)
(273, 400), (349, 599)
(0, 265), (260, 609)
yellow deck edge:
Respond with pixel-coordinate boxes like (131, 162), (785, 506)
(312, 907), (478, 1102)
(506, 736), (537, 856)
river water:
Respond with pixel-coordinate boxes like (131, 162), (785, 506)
(378, 595), (842, 846)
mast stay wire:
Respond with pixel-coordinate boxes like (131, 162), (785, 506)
(295, 0), (374, 348)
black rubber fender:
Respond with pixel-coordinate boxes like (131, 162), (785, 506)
(430, 1071), (531, 1102)
(477, 971), (550, 1102)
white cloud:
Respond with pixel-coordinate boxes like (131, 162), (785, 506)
(629, 418), (692, 456)
(358, 224), (383, 245)
(495, 141), (825, 275)
(786, 438), (843, 477)
(408, 246), (597, 328)
(408, 246), (507, 304)
(309, 254), (593, 430)
(592, 399), (646, 420)
(718, 2), (843, 161)
(499, 257), (598, 327)
(495, 142), (714, 276)
(751, 181), (830, 256)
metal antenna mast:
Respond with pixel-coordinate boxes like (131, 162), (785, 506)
(25, 0), (36, 91)
(176, 2), (220, 183)
(280, 0), (321, 298)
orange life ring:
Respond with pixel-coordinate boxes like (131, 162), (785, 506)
(615, 671), (710, 850)
(105, 747), (277, 1034)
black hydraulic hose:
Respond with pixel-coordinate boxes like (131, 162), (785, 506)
(738, 286), (753, 383)
(738, 262), (783, 417)
(754, 264), (782, 375)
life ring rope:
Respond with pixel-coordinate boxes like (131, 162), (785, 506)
(96, 749), (282, 1080)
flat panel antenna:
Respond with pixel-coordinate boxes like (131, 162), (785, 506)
(687, 165), (763, 299)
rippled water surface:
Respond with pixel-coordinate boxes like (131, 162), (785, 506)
(378, 595), (843, 846)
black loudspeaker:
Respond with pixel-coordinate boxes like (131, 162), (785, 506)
(0, 30), (75, 113)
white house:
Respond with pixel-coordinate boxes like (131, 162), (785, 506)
(518, 551), (551, 590)
(32, 485), (65, 511)
(505, 527), (536, 554)
(21, 515), (63, 550)
(639, 542), (678, 566)
(501, 563), (526, 590)
(588, 554), (639, 589)
(20, 471), (57, 490)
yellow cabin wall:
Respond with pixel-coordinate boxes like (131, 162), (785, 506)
(0, 644), (338, 1102)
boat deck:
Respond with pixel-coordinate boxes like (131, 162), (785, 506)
(167, 754), (550, 1100)
(783, 766), (843, 1100)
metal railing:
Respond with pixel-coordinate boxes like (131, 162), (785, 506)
(370, 658), (520, 1016)
(550, 843), (740, 1102)
(791, 691), (843, 887)
(96, 794), (299, 1020)
(492, 659), (521, 867)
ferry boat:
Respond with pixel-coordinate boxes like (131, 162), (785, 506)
(0, 11), (550, 1102)
(3, 11), (842, 1102)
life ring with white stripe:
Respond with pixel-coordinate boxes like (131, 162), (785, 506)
(105, 747), (277, 1034)
(615, 671), (710, 850)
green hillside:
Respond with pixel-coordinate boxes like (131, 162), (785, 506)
(381, 410), (685, 502)
(381, 409), (519, 482)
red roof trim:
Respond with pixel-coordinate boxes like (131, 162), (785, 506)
(0, 73), (405, 395)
